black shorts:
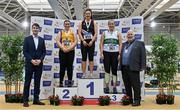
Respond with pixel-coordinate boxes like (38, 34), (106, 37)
(103, 51), (119, 76)
(81, 40), (95, 61)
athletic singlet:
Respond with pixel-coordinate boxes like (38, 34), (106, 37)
(60, 29), (75, 48)
(81, 19), (95, 40)
(103, 30), (119, 52)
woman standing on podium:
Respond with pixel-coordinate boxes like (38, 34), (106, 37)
(100, 20), (122, 93)
(78, 8), (98, 78)
(55, 20), (77, 87)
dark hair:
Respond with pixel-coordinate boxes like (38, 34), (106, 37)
(108, 19), (115, 25)
(32, 23), (40, 28)
(84, 8), (93, 19)
(64, 20), (71, 24)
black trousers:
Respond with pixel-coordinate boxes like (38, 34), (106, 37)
(121, 65), (141, 101)
(23, 63), (43, 102)
(103, 51), (119, 76)
(59, 50), (75, 85)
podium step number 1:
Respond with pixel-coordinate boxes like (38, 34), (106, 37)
(78, 79), (104, 98)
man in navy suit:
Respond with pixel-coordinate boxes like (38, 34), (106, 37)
(120, 30), (146, 106)
(23, 23), (46, 107)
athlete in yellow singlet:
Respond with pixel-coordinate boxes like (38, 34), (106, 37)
(55, 20), (77, 87)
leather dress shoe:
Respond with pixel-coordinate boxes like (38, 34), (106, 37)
(33, 101), (45, 105)
(132, 101), (141, 106)
(23, 102), (29, 107)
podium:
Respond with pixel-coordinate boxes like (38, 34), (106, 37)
(54, 78), (123, 104)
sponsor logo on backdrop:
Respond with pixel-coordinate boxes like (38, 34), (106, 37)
(99, 29), (108, 35)
(114, 21), (120, 26)
(43, 81), (51, 86)
(53, 80), (59, 86)
(76, 73), (83, 78)
(53, 21), (63, 27)
(46, 50), (52, 56)
(76, 65), (82, 71)
(54, 73), (60, 78)
(70, 22), (75, 27)
(54, 43), (59, 48)
(44, 19), (53, 26)
(44, 34), (52, 40)
(132, 26), (142, 32)
(43, 57), (53, 64)
(53, 65), (59, 72)
(39, 27), (42, 32)
(76, 58), (82, 63)
(43, 27), (52, 33)
(132, 18), (142, 25)
(122, 27), (130, 33)
(98, 21), (108, 28)
(53, 51), (59, 57)
(76, 44), (81, 49)
(43, 65), (52, 71)
(54, 28), (62, 34)
(32, 19), (42, 24)
(54, 58), (59, 63)
(122, 88), (126, 94)
(45, 42), (53, 49)
(99, 73), (105, 78)
(100, 58), (103, 64)
(99, 65), (104, 71)
(41, 88), (52, 96)
(135, 34), (142, 40)
(94, 51), (97, 56)
(76, 51), (81, 57)
(43, 73), (52, 79)
(121, 20), (130, 26)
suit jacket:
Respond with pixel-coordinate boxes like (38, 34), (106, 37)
(120, 40), (146, 71)
(23, 35), (46, 65)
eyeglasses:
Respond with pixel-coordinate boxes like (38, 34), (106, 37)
(128, 34), (133, 35)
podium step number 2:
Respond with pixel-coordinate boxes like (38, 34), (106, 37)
(55, 87), (78, 100)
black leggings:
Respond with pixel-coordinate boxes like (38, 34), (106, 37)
(81, 40), (95, 61)
(59, 50), (75, 84)
(103, 51), (119, 76)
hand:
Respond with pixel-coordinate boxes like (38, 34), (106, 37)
(82, 40), (88, 47)
(66, 47), (72, 53)
(88, 40), (93, 47)
(54, 37), (59, 42)
(100, 53), (104, 59)
(31, 59), (37, 66)
(118, 54), (121, 61)
(62, 47), (68, 53)
(35, 60), (41, 65)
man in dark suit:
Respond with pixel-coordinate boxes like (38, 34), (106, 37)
(120, 30), (146, 106)
(23, 23), (46, 107)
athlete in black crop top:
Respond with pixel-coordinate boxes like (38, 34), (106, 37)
(78, 8), (97, 78)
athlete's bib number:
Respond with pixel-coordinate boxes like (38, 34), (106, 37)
(84, 32), (92, 40)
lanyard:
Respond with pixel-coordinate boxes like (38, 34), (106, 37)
(85, 20), (91, 31)
(125, 40), (135, 49)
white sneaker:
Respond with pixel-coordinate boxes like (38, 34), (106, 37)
(109, 86), (113, 93)
(82, 74), (87, 78)
(89, 73), (93, 78)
